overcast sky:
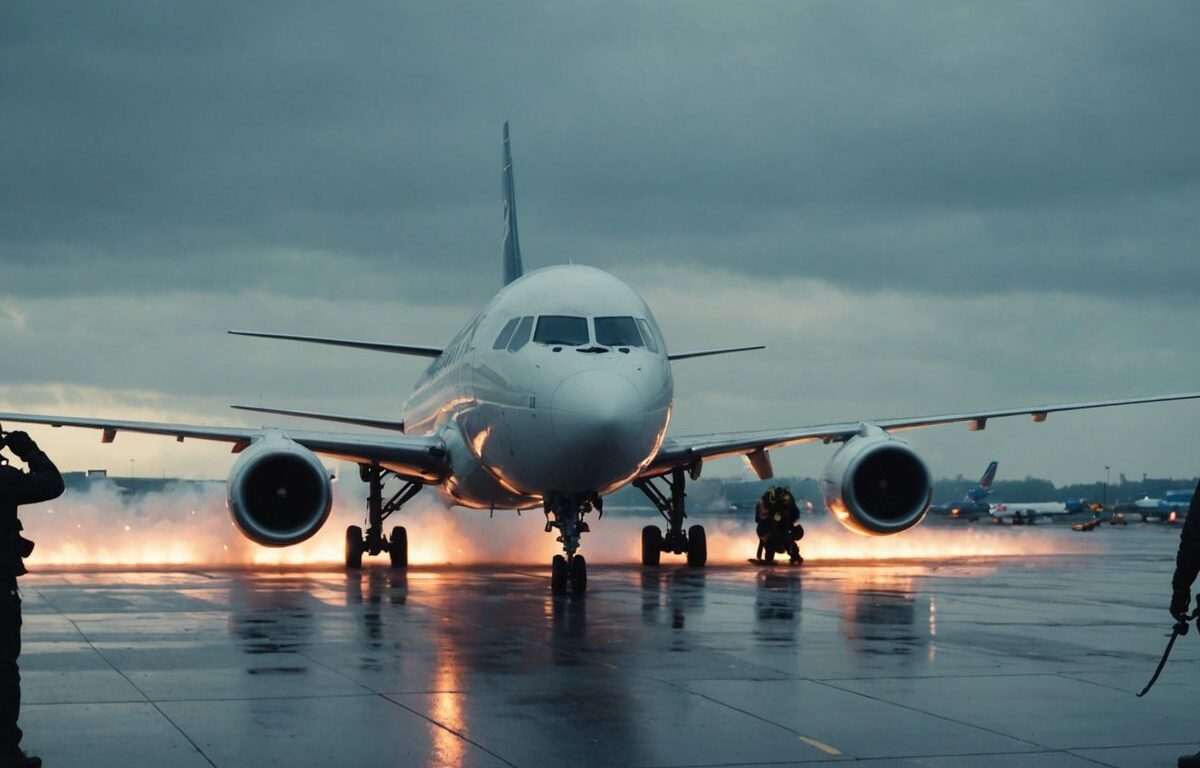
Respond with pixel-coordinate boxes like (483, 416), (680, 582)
(2, 1), (1198, 490)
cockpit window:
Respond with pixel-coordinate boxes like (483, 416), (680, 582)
(534, 315), (589, 346)
(636, 318), (660, 353)
(492, 318), (520, 350)
(594, 316), (644, 347)
(507, 316), (534, 352)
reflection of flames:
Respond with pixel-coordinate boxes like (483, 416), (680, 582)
(22, 483), (1102, 567)
(701, 520), (1100, 563)
(430, 634), (466, 765)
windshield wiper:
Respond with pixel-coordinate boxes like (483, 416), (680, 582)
(576, 345), (610, 354)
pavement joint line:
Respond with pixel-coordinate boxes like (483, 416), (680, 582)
(379, 693), (520, 768)
(31, 586), (221, 768)
(132, 692), (381, 704)
(1061, 752), (1124, 768)
(680, 687), (846, 756)
(623, 746), (1110, 767)
(1053, 670), (1142, 695)
(814, 670), (1065, 682)
(809, 677), (1046, 750)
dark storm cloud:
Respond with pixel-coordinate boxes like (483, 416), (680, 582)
(2, 1), (1198, 300)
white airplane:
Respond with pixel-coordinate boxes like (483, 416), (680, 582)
(4, 123), (1200, 593)
(988, 500), (1085, 524)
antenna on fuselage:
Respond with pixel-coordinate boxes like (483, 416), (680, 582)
(502, 121), (524, 285)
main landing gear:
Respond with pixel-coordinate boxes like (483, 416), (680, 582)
(634, 467), (707, 568)
(544, 494), (598, 595)
(345, 461), (421, 570)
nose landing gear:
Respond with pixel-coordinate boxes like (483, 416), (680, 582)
(545, 495), (597, 594)
(634, 466), (707, 567)
(345, 461), (422, 570)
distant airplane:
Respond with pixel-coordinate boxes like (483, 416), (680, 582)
(4, 124), (1200, 592)
(1134, 489), (1195, 523)
(929, 461), (998, 520)
(988, 498), (1087, 524)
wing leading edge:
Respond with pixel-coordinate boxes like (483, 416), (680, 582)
(0, 411), (448, 483)
(642, 391), (1200, 478)
(228, 330), (442, 358)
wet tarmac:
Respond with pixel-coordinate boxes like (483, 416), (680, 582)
(14, 525), (1200, 767)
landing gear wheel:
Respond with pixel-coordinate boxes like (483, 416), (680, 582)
(569, 555), (587, 594)
(641, 526), (662, 566)
(686, 524), (707, 567)
(551, 555), (568, 594)
(389, 526), (408, 569)
(345, 525), (364, 569)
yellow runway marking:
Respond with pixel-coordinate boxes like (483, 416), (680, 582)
(797, 736), (842, 756)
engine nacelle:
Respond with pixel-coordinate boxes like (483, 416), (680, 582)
(820, 428), (932, 536)
(226, 434), (333, 547)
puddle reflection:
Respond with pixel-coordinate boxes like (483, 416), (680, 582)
(639, 568), (706, 632)
(344, 569), (408, 651)
(228, 576), (316, 656)
(836, 571), (930, 658)
(754, 569), (803, 646)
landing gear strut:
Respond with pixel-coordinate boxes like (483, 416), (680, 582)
(345, 461), (421, 570)
(544, 494), (597, 594)
(634, 467), (707, 567)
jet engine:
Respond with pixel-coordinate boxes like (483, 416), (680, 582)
(226, 434), (333, 547)
(820, 428), (932, 536)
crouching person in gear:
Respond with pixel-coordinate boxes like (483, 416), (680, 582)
(0, 429), (64, 768)
(1171, 478), (1200, 768)
(754, 486), (804, 565)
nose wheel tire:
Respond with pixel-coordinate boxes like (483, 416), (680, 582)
(389, 526), (408, 569)
(687, 525), (707, 567)
(569, 555), (587, 593)
(551, 555), (568, 594)
(641, 526), (663, 566)
(345, 525), (364, 569)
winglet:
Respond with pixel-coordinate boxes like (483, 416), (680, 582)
(502, 121), (524, 286)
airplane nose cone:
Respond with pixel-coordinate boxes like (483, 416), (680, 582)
(552, 370), (641, 439)
(548, 371), (651, 489)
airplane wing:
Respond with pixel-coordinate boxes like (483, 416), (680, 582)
(641, 391), (1200, 478)
(228, 330), (442, 358)
(667, 346), (765, 362)
(0, 411), (448, 483)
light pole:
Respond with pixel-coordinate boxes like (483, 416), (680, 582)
(1104, 465), (1110, 509)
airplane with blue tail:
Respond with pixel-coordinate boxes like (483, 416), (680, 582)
(929, 461), (998, 520)
(1134, 489), (1194, 523)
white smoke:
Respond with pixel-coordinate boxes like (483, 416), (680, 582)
(19, 480), (1104, 567)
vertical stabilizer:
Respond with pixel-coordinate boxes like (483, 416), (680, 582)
(502, 122), (524, 285)
(966, 460), (999, 503)
(979, 460), (999, 491)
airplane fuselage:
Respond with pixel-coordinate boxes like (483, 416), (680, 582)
(402, 265), (673, 509)
(988, 500), (1081, 520)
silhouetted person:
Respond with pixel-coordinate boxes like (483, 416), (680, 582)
(1171, 479), (1200, 768)
(755, 486), (804, 564)
(0, 430), (63, 768)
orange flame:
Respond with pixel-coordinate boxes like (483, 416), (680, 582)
(22, 483), (1102, 568)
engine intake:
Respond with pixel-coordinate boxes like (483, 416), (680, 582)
(227, 435), (333, 547)
(821, 428), (931, 536)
